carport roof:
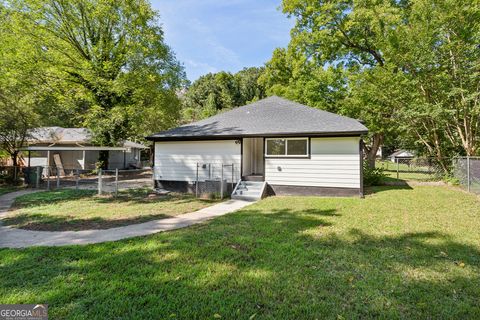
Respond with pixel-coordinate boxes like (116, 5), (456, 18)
(146, 96), (368, 141)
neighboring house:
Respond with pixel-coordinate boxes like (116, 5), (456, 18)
(389, 150), (415, 163)
(147, 96), (368, 197)
(22, 127), (148, 171)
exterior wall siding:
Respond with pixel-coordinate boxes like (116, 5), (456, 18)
(265, 137), (360, 189)
(154, 140), (241, 182)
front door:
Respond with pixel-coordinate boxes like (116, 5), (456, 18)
(242, 137), (264, 178)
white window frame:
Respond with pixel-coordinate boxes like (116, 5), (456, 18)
(265, 137), (309, 158)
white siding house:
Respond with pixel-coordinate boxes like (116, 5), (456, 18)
(265, 137), (360, 189)
(148, 96), (368, 197)
(154, 141), (241, 182)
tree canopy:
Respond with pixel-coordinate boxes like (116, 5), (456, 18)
(2, 0), (479, 173)
(0, 2), (42, 166)
(181, 67), (266, 122)
(5, 0), (185, 148)
(262, 0), (480, 169)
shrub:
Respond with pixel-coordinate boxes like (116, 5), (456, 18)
(363, 163), (386, 186)
(443, 175), (460, 185)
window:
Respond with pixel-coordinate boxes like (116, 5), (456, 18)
(265, 138), (309, 157)
(266, 139), (286, 156)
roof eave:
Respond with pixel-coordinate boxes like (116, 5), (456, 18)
(145, 130), (368, 141)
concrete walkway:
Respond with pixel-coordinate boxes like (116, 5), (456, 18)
(0, 190), (254, 248)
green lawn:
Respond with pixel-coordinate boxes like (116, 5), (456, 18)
(3, 189), (218, 231)
(376, 160), (440, 181)
(1, 185), (479, 319)
(0, 185), (23, 196)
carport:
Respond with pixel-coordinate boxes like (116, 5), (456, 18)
(22, 146), (129, 171)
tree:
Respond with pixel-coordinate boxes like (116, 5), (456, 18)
(0, 99), (38, 167)
(259, 48), (347, 112)
(235, 67), (267, 103)
(390, 0), (480, 162)
(263, 0), (480, 170)
(0, 3), (40, 167)
(9, 0), (186, 147)
(271, 0), (404, 167)
(181, 67), (266, 122)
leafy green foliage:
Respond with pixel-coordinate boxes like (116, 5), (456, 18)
(262, 0), (480, 170)
(6, 0), (185, 145)
(181, 67), (266, 122)
(259, 48), (347, 113)
(363, 162), (386, 186)
(0, 4), (42, 166)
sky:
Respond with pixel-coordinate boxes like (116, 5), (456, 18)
(150, 0), (294, 81)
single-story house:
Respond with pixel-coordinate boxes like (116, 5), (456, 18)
(22, 127), (148, 172)
(389, 150), (415, 163)
(147, 96), (368, 198)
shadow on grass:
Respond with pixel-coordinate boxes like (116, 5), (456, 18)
(1, 205), (479, 318)
(365, 184), (413, 195)
(1, 212), (174, 231)
(6, 188), (219, 231)
(12, 188), (217, 208)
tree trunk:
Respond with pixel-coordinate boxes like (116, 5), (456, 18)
(99, 150), (109, 170)
(11, 151), (18, 167)
(365, 133), (384, 168)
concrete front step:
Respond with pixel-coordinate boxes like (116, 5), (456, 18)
(231, 181), (266, 200)
(231, 195), (260, 201)
(235, 186), (263, 191)
(238, 182), (264, 187)
(242, 175), (264, 182)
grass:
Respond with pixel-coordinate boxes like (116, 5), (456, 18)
(3, 188), (219, 231)
(0, 185), (24, 196)
(376, 160), (440, 181)
(1, 185), (479, 318)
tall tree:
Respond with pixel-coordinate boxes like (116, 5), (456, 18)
(263, 0), (480, 169)
(259, 48), (347, 112)
(9, 0), (185, 146)
(181, 67), (266, 123)
(0, 3), (41, 167)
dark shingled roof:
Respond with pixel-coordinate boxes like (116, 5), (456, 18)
(28, 127), (148, 148)
(147, 96), (368, 140)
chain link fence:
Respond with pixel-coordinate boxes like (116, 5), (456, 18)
(0, 166), (24, 184)
(153, 162), (237, 199)
(376, 156), (480, 194)
(453, 157), (480, 194)
(194, 163), (236, 199)
(0, 165), (153, 195)
(376, 158), (444, 181)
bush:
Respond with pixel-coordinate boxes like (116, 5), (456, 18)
(363, 163), (386, 186)
(443, 175), (460, 186)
